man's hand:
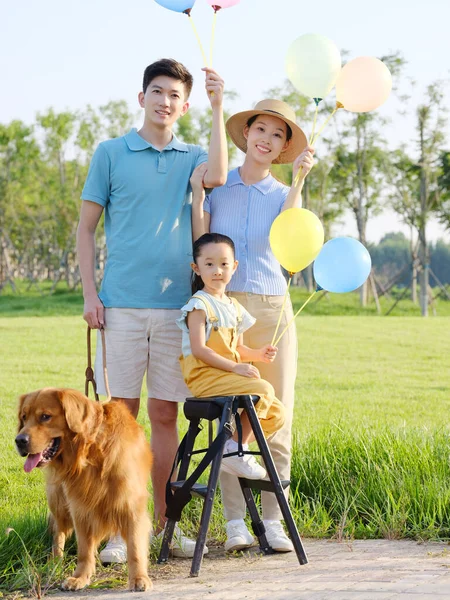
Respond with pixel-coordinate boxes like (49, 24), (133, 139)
(292, 145), (315, 184)
(202, 67), (224, 109)
(233, 363), (261, 379)
(83, 294), (104, 329)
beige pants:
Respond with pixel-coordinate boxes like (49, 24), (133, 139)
(220, 292), (298, 521)
(94, 307), (190, 402)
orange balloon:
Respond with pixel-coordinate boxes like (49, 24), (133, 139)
(336, 57), (392, 113)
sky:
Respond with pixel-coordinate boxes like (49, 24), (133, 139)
(2, 0), (450, 243)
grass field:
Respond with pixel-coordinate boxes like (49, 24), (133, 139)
(1, 292), (450, 591)
(1, 281), (450, 317)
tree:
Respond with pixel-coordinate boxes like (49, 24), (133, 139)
(0, 121), (42, 290)
(175, 90), (239, 164)
(437, 150), (450, 231)
(389, 82), (448, 315)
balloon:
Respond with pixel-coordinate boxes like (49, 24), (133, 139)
(206, 0), (240, 7)
(154, 0), (196, 13)
(313, 237), (372, 293)
(336, 57), (392, 113)
(285, 34), (341, 100)
(270, 208), (324, 274)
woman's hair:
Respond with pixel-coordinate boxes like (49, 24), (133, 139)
(246, 114), (293, 143)
(191, 233), (236, 294)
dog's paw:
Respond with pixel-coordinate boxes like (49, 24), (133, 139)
(129, 575), (153, 592)
(61, 576), (90, 591)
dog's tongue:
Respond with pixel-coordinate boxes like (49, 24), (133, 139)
(24, 453), (43, 473)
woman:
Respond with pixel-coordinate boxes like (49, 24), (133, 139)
(191, 99), (314, 552)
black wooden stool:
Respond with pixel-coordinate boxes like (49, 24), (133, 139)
(157, 395), (308, 577)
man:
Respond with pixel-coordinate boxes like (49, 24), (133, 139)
(77, 58), (227, 562)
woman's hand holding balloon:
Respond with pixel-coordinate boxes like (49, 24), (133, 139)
(292, 146), (315, 185)
(202, 67), (224, 106)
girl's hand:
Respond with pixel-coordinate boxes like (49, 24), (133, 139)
(190, 163), (208, 200)
(233, 363), (260, 379)
(292, 146), (315, 184)
(257, 344), (278, 363)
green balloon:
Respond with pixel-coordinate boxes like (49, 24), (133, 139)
(285, 34), (342, 100)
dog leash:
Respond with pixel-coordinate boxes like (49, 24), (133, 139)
(86, 326), (111, 402)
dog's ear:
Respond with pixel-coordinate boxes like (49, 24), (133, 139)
(57, 389), (100, 435)
(17, 393), (29, 433)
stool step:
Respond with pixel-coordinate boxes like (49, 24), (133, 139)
(171, 480), (208, 498)
(238, 478), (290, 492)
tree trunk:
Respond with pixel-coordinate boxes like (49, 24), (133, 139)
(418, 114), (429, 317)
(411, 229), (418, 304)
(356, 122), (368, 307)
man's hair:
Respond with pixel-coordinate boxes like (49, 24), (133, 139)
(142, 59), (194, 98)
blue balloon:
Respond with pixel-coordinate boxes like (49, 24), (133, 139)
(154, 0), (195, 13)
(313, 237), (372, 293)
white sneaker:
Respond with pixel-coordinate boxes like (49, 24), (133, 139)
(264, 520), (294, 552)
(225, 519), (255, 552)
(220, 440), (267, 479)
(156, 523), (208, 559)
(99, 534), (127, 564)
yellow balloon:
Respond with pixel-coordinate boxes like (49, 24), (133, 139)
(269, 208), (324, 274)
(285, 33), (341, 100)
(336, 56), (392, 113)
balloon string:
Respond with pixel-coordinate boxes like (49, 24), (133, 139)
(210, 10), (217, 67)
(311, 102), (343, 145)
(293, 102), (343, 187)
(309, 104), (319, 144)
(274, 290), (316, 347)
(189, 16), (208, 67)
(270, 276), (292, 346)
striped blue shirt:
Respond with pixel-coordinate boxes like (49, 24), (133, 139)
(204, 168), (289, 295)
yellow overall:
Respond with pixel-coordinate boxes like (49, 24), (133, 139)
(180, 294), (285, 437)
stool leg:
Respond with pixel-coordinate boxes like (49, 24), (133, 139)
(241, 396), (308, 566)
(238, 480), (273, 555)
(178, 418), (201, 480)
(190, 400), (234, 577)
(157, 519), (176, 564)
(157, 418), (201, 564)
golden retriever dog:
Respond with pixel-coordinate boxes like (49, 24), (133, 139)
(15, 388), (152, 592)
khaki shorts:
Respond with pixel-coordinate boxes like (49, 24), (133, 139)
(94, 307), (190, 402)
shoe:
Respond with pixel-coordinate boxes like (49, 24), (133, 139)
(221, 441), (267, 479)
(156, 524), (208, 559)
(99, 535), (127, 564)
(225, 519), (255, 552)
(264, 520), (294, 552)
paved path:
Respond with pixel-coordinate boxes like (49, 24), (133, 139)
(50, 539), (450, 600)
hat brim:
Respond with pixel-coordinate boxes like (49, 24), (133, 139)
(226, 109), (308, 164)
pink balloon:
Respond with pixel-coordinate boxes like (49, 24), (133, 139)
(206, 0), (240, 9)
(336, 57), (392, 113)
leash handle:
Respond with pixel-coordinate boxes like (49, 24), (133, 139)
(86, 326), (111, 402)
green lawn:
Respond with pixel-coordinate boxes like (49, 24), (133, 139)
(1, 280), (449, 317)
(1, 311), (450, 590)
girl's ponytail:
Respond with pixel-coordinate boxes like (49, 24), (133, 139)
(191, 272), (204, 295)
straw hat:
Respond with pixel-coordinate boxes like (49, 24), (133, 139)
(226, 99), (308, 164)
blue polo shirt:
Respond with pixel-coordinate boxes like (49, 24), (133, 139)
(81, 128), (208, 309)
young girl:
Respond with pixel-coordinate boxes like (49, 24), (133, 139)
(190, 99), (314, 553)
(177, 232), (285, 481)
